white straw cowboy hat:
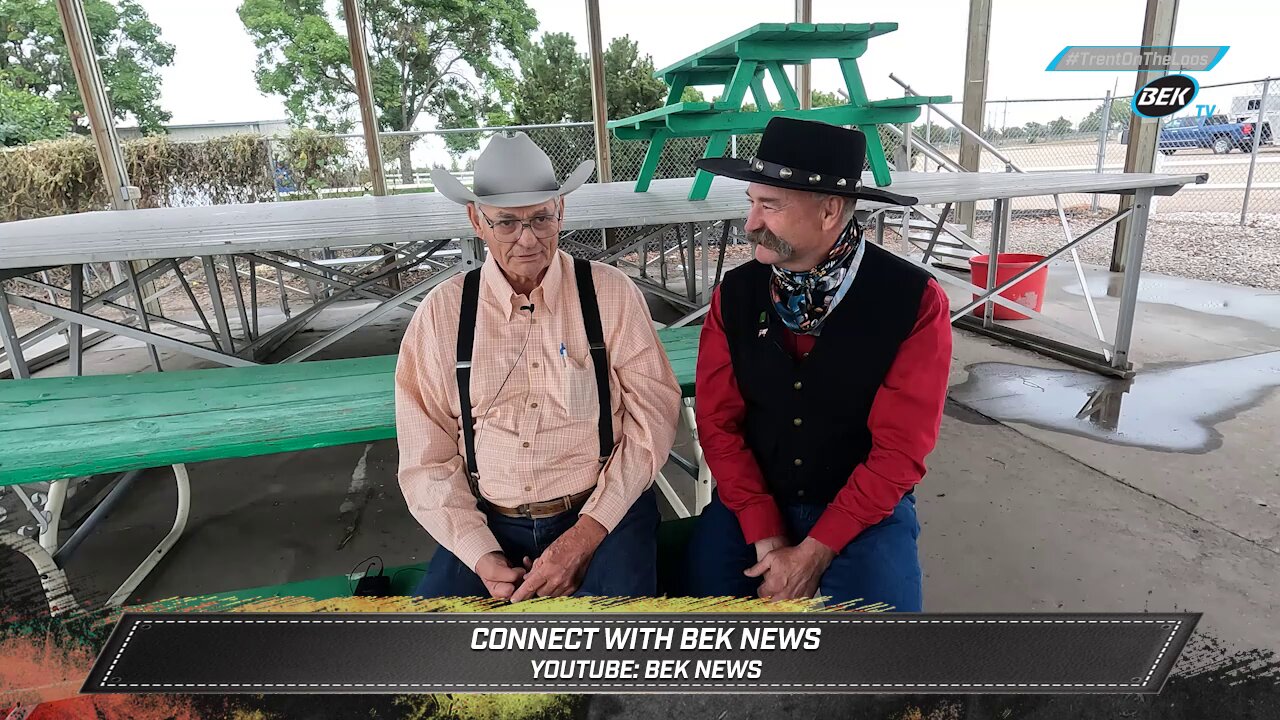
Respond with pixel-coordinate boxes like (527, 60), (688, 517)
(430, 131), (595, 208)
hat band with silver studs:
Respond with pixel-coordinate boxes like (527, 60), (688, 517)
(748, 157), (863, 193)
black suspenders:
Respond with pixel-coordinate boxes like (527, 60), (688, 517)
(455, 258), (614, 507)
(573, 258), (614, 464)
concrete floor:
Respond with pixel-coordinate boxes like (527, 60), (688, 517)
(3, 260), (1277, 666)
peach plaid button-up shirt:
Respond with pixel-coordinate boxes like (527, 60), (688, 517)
(395, 250), (681, 571)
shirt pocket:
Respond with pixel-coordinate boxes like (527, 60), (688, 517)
(560, 353), (599, 421)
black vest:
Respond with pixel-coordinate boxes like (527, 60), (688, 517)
(719, 242), (930, 505)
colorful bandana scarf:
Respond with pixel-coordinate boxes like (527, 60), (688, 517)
(769, 219), (862, 335)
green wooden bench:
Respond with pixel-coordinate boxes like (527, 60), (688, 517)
(0, 326), (702, 613)
(607, 23), (950, 200)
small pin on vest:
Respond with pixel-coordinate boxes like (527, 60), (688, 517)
(757, 311), (768, 338)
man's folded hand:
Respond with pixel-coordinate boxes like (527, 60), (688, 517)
(745, 537), (835, 600)
(511, 516), (607, 602)
(475, 552), (525, 601)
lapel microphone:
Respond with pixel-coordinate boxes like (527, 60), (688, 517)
(520, 303), (535, 313)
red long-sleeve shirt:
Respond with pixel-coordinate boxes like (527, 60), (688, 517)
(695, 278), (952, 553)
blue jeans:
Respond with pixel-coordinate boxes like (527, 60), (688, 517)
(684, 490), (922, 611)
(416, 488), (660, 598)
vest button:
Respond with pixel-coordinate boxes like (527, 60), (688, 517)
(793, 458), (803, 466)
(793, 381), (802, 390)
(793, 417), (803, 426)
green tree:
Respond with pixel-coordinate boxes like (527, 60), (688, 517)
(740, 89), (843, 113)
(1000, 125), (1027, 141)
(238, 0), (537, 182)
(511, 32), (586, 124)
(1047, 116), (1073, 137)
(512, 32), (666, 124)
(810, 89), (842, 108)
(0, 0), (173, 134)
(1078, 99), (1131, 133)
(680, 86), (705, 103)
(0, 71), (67, 145)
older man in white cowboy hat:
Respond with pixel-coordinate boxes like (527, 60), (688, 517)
(395, 132), (680, 601)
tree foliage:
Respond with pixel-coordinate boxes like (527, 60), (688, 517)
(238, 0), (537, 169)
(0, 71), (67, 145)
(511, 32), (666, 124)
(1078, 98), (1132, 132)
(1047, 116), (1073, 136)
(739, 88), (844, 113)
(0, 0), (173, 134)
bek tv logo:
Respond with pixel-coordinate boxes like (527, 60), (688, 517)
(1132, 74), (1200, 118)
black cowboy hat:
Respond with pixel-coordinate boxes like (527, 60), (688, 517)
(695, 117), (917, 206)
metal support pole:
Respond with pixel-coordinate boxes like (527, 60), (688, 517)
(1241, 78), (1271, 224)
(796, 0), (812, 109)
(899, 106), (914, 253)
(54, 0), (163, 315)
(342, 0), (386, 198)
(984, 198), (1007, 328)
(1112, 188), (1154, 371)
(69, 265), (84, 376)
(683, 224), (697, 302)
(225, 257), (252, 343)
(958, 0), (993, 235)
(277, 265), (291, 318)
(584, 0), (612, 184)
(0, 289), (30, 379)
(249, 259), (260, 339)
(264, 137), (280, 202)
(700, 222), (710, 302)
(201, 256), (236, 354)
(1113, 0), (1180, 270)
(125, 261), (163, 371)
(105, 464), (191, 607)
(1092, 90), (1113, 212)
(171, 260), (217, 341)
(54, 470), (142, 564)
(924, 105), (933, 173)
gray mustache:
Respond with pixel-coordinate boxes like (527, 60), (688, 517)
(747, 228), (794, 258)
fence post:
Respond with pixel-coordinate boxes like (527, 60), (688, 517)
(263, 136), (280, 202)
(1092, 90), (1112, 212)
(1241, 77), (1272, 225)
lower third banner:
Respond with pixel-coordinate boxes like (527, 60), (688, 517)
(82, 612), (1198, 694)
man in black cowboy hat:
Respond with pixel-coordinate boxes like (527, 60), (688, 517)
(685, 117), (952, 610)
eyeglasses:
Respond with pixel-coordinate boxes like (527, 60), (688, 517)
(478, 208), (562, 242)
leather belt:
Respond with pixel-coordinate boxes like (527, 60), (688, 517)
(488, 487), (595, 519)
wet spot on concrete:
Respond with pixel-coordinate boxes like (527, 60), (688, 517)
(1065, 273), (1280, 330)
(950, 351), (1280, 453)
(943, 400), (999, 425)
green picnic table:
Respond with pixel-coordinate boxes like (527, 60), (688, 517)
(0, 326), (703, 611)
(608, 22), (951, 200)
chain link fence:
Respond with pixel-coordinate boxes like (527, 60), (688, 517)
(6, 78), (1279, 292)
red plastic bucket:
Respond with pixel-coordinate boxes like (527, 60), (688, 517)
(969, 253), (1048, 321)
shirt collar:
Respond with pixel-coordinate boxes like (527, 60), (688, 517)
(480, 249), (569, 320)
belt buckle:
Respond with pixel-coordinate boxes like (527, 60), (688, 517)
(516, 502), (536, 519)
